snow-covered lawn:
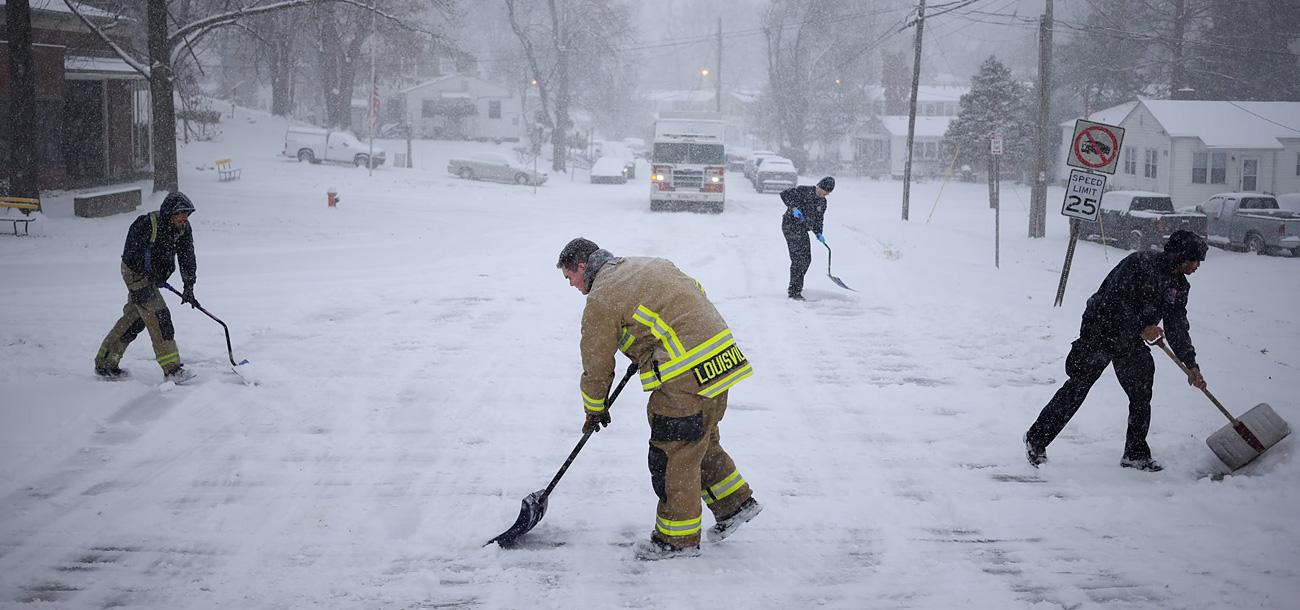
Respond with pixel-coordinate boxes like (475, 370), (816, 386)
(1, 106), (1297, 608)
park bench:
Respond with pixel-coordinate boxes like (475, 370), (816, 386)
(0, 196), (40, 236)
(216, 158), (242, 181)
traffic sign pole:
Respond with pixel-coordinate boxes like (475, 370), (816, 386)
(1053, 119), (1125, 306)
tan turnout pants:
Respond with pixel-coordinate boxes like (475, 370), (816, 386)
(646, 387), (753, 549)
(95, 263), (180, 373)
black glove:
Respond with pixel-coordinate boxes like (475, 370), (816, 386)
(181, 283), (200, 309)
(582, 410), (611, 434)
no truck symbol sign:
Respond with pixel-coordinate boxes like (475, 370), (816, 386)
(1066, 119), (1125, 175)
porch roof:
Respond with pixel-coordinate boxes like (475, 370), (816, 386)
(64, 55), (145, 80)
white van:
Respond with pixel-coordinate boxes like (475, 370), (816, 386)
(284, 126), (386, 168)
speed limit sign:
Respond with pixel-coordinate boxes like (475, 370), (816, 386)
(1061, 169), (1106, 222)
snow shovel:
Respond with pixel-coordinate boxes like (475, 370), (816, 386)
(161, 283), (250, 367)
(820, 239), (855, 291)
(485, 362), (639, 548)
(1155, 339), (1290, 470)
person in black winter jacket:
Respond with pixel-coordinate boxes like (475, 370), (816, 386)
(1024, 230), (1209, 472)
(780, 176), (835, 300)
(94, 192), (201, 383)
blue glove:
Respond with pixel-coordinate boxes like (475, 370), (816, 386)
(791, 208), (804, 219)
(816, 233), (826, 243)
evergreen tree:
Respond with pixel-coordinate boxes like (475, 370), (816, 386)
(944, 56), (1033, 184)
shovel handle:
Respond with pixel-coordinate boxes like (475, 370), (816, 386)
(1153, 339), (1236, 424)
(540, 362), (639, 499)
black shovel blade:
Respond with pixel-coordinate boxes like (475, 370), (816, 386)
(484, 489), (549, 548)
(827, 273), (855, 291)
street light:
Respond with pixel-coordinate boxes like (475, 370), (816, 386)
(700, 68), (710, 77)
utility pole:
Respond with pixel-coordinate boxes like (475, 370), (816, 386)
(901, 0), (926, 221)
(715, 17), (722, 113)
(1029, 0), (1054, 238)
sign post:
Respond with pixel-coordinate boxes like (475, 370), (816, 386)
(991, 131), (1003, 268)
(1055, 119), (1124, 306)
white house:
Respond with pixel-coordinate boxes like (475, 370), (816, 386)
(399, 74), (521, 142)
(841, 86), (966, 177)
(1058, 99), (1300, 207)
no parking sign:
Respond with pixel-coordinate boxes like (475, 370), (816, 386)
(1066, 119), (1125, 175)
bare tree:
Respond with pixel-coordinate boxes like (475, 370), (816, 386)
(505, 0), (630, 173)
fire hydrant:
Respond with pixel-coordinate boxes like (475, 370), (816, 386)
(327, 188), (339, 208)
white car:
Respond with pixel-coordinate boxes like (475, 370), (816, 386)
(446, 153), (547, 186)
(590, 156), (630, 184)
(753, 157), (798, 193)
(284, 126), (385, 168)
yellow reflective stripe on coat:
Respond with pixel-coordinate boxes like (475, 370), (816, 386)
(631, 305), (685, 359)
(157, 351), (180, 366)
(655, 515), (702, 537)
(638, 329), (750, 397)
(704, 469), (746, 503)
(698, 361), (753, 398)
(148, 212), (158, 242)
(618, 327), (634, 353)
(582, 391), (606, 413)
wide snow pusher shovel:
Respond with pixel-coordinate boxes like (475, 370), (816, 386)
(1156, 340), (1290, 471)
(485, 362), (638, 548)
(820, 239), (855, 292)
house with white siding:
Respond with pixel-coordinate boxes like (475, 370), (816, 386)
(1058, 99), (1300, 207)
(399, 74), (522, 142)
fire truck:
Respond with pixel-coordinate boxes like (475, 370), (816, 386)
(649, 112), (727, 213)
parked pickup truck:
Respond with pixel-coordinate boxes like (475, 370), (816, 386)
(284, 126), (385, 168)
(1080, 190), (1206, 251)
(1193, 193), (1300, 256)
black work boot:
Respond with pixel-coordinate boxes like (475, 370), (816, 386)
(1120, 456), (1163, 472)
(95, 364), (128, 379)
(1024, 433), (1047, 467)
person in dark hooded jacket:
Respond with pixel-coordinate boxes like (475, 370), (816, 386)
(94, 192), (200, 383)
(780, 176), (835, 300)
(1024, 230), (1209, 472)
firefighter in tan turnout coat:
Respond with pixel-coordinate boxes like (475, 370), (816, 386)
(557, 238), (763, 560)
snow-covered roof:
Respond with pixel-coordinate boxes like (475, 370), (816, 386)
(1061, 99), (1300, 149)
(645, 90), (716, 104)
(4, 0), (116, 19)
(879, 115), (955, 138)
(398, 74), (511, 98)
(64, 55), (144, 79)
(1058, 101), (1138, 128)
(1143, 100), (1300, 149)
(866, 85), (968, 102)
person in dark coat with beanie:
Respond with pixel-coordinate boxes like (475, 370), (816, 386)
(94, 192), (201, 383)
(780, 176), (835, 300)
(1024, 230), (1209, 472)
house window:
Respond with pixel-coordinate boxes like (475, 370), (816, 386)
(1144, 148), (1158, 178)
(488, 100), (501, 119)
(1296, 152), (1299, 176)
(1124, 147), (1136, 175)
(421, 100), (437, 118)
(1210, 152), (1225, 184)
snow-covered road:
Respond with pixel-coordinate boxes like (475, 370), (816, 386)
(1, 107), (1297, 608)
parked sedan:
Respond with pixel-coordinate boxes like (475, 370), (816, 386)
(590, 156), (629, 184)
(447, 153), (547, 186)
(753, 157), (799, 193)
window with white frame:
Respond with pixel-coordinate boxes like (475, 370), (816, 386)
(1124, 147), (1136, 174)
(488, 100), (501, 119)
(1296, 152), (1299, 176)
(1144, 148), (1158, 178)
(1210, 152), (1225, 184)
